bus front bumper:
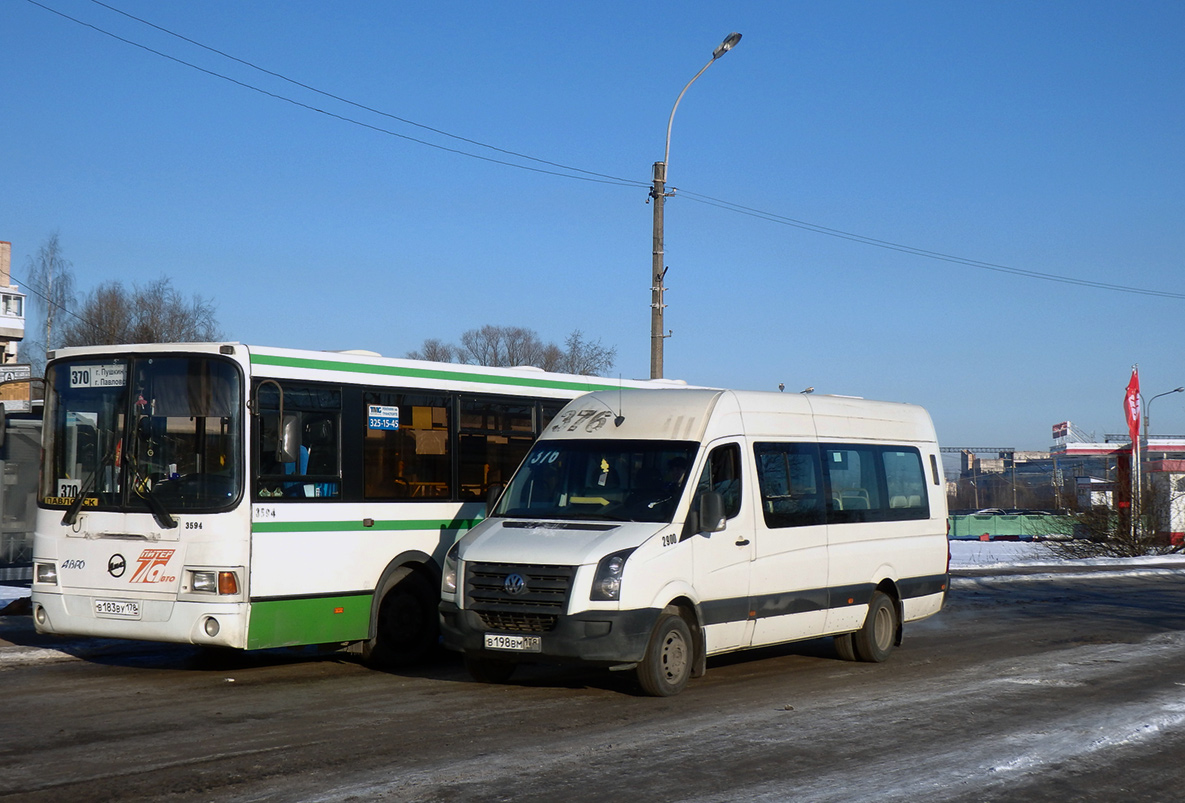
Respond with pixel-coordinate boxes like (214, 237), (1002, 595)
(31, 590), (248, 649)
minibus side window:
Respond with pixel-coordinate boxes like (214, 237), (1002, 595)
(692, 443), (742, 519)
(754, 442), (825, 528)
(882, 449), (930, 520)
(823, 446), (883, 524)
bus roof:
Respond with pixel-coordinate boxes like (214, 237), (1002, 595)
(47, 342), (688, 399)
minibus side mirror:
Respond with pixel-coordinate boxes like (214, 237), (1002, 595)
(682, 491), (727, 539)
(698, 491), (727, 533)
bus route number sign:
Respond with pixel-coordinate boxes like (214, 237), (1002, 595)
(367, 405), (399, 431)
(70, 364), (127, 389)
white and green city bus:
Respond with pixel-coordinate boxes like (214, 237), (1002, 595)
(30, 343), (669, 664)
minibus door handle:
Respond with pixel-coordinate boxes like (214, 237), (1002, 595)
(735, 537), (751, 547)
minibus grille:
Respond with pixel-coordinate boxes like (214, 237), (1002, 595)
(465, 562), (575, 632)
(476, 611), (556, 633)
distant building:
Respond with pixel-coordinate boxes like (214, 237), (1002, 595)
(0, 242), (24, 364)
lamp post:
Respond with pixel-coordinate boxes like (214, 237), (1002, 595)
(1144, 386), (1185, 450)
(649, 32), (742, 379)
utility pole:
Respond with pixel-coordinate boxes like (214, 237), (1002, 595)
(650, 161), (668, 379)
(648, 32), (741, 379)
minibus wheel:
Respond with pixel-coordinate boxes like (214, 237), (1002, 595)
(637, 612), (693, 697)
(850, 591), (897, 663)
(464, 653), (517, 684)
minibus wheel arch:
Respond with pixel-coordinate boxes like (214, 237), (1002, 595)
(837, 584), (902, 663)
(662, 599), (706, 678)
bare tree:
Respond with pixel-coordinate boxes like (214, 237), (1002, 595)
(406, 338), (459, 364)
(409, 326), (617, 376)
(24, 232), (77, 374)
(458, 325), (548, 368)
(554, 330), (617, 376)
(1041, 481), (1183, 559)
(60, 277), (221, 346)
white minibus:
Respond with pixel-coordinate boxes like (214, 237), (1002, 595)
(441, 388), (948, 695)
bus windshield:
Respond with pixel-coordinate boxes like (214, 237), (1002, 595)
(41, 354), (243, 514)
(492, 439), (699, 523)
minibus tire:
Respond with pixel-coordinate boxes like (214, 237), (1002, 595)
(833, 632), (857, 662)
(851, 591), (896, 663)
(637, 613), (693, 697)
(465, 653), (517, 684)
(366, 569), (439, 668)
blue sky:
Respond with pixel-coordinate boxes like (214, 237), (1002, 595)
(3, 1), (1183, 451)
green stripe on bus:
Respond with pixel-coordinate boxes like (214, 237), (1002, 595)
(249, 352), (621, 393)
(247, 594), (372, 649)
(252, 518), (481, 534)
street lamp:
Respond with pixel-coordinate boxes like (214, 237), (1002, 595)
(649, 32), (742, 379)
(1144, 386), (1185, 446)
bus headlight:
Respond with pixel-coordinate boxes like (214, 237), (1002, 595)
(192, 571), (217, 593)
(189, 570), (240, 595)
(442, 542), (460, 595)
(34, 562), (58, 586)
(591, 548), (636, 601)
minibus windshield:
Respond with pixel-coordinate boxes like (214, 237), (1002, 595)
(492, 439), (699, 523)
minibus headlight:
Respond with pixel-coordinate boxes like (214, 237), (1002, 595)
(442, 542), (460, 594)
(591, 548), (636, 601)
(35, 562), (58, 586)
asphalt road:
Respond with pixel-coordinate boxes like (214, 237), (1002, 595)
(2, 566), (1184, 803)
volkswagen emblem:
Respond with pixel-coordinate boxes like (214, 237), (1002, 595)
(503, 572), (527, 596)
(108, 553), (127, 578)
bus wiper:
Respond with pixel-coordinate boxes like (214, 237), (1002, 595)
(61, 447), (117, 527)
(136, 485), (178, 530)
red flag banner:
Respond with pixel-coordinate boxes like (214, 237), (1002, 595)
(1124, 367), (1141, 446)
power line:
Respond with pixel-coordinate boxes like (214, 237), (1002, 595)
(23, 0), (646, 189)
(677, 190), (1185, 300)
(23, 0), (1185, 302)
(85, 0), (647, 188)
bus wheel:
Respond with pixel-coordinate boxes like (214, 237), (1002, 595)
(366, 569), (439, 669)
(636, 613), (693, 697)
(850, 591), (897, 663)
(464, 653), (517, 684)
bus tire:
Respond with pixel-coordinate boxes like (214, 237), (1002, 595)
(850, 591), (897, 663)
(365, 569), (439, 669)
(833, 632), (857, 662)
(636, 612), (693, 697)
(464, 653), (517, 684)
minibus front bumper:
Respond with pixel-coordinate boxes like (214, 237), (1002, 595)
(440, 601), (662, 666)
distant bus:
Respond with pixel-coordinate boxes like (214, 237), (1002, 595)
(30, 343), (672, 664)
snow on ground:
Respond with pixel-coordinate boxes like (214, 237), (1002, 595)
(0, 584), (27, 608)
(948, 538), (1185, 571)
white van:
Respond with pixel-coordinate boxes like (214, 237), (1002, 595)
(439, 388), (948, 696)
